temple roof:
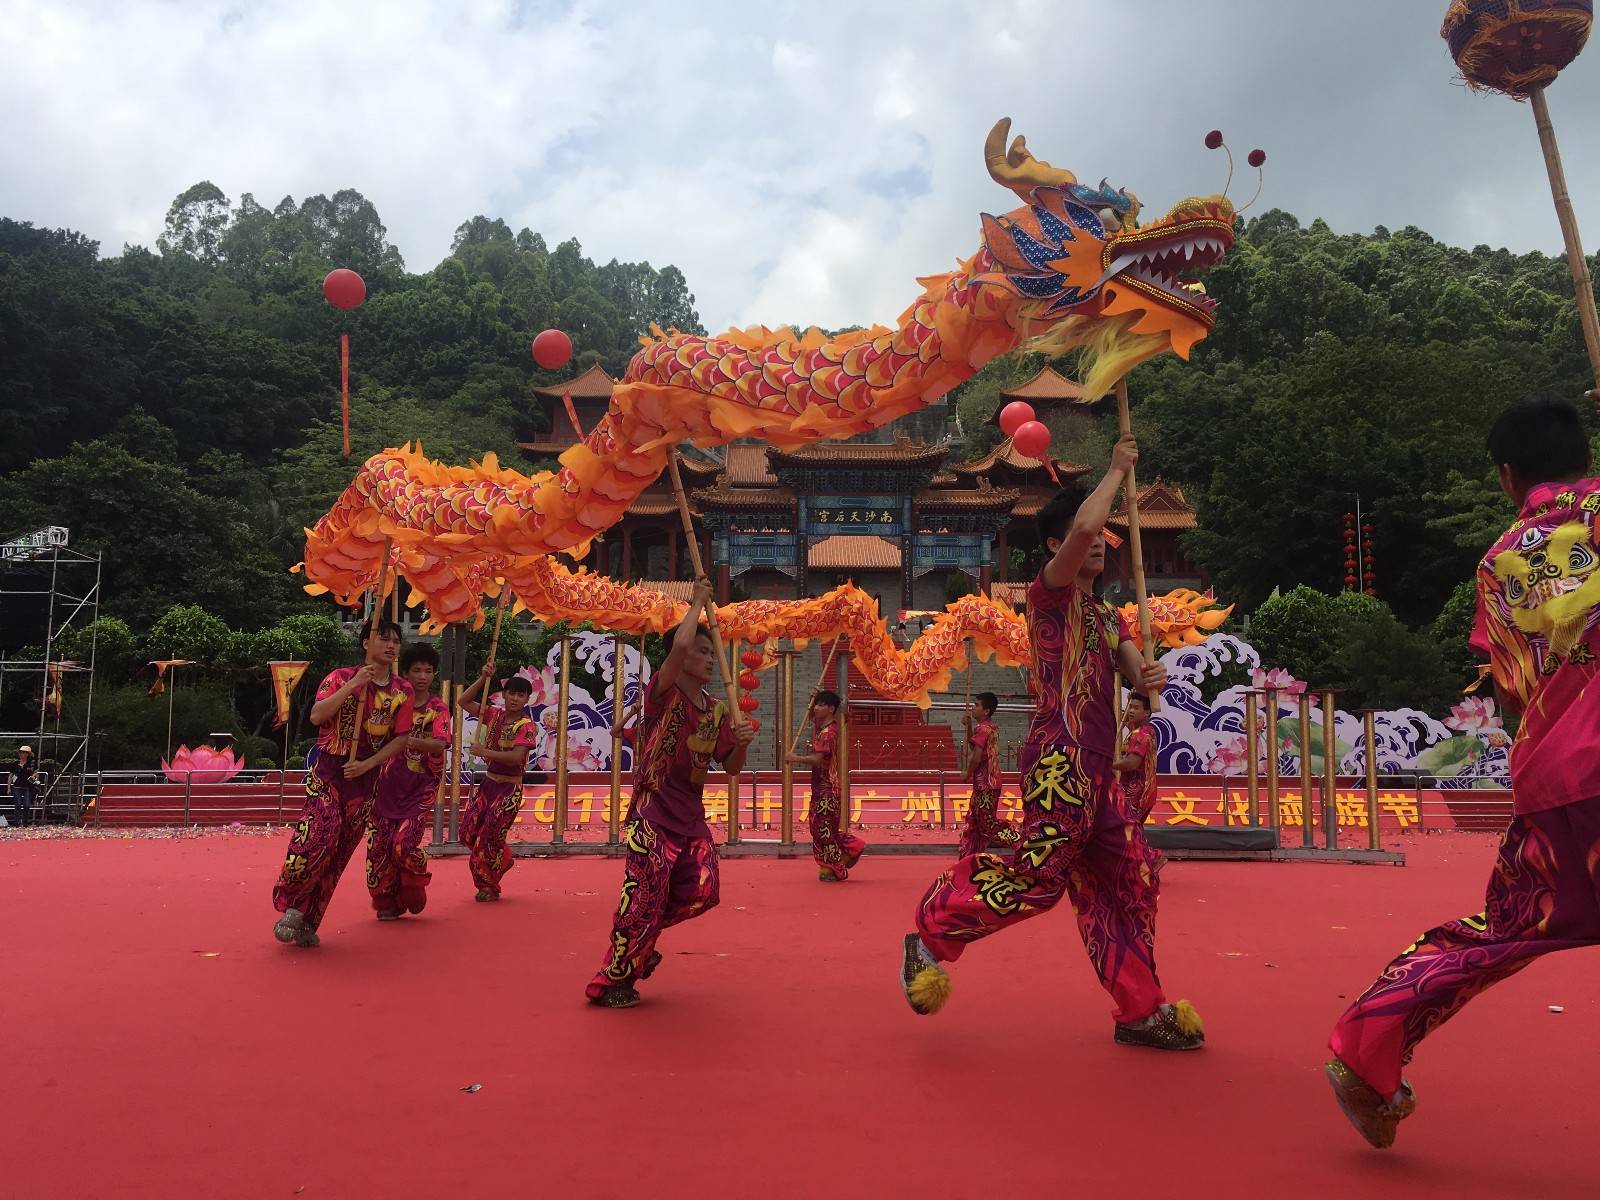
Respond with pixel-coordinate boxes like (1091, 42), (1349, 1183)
(915, 485), (1020, 511)
(692, 485), (792, 511)
(809, 535), (902, 570)
(993, 365), (1087, 406)
(768, 439), (950, 470)
(950, 437), (1090, 479)
(724, 444), (779, 486)
(626, 491), (685, 517)
(529, 362), (617, 401)
(1108, 479), (1197, 530)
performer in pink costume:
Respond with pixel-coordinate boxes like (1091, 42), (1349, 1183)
(899, 436), (1203, 1051)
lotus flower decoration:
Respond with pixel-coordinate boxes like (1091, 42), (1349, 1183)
(162, 745), (245, 784)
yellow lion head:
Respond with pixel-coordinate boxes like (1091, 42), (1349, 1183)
(1493, 520), (1600, 656)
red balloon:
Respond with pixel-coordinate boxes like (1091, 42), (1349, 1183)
(740, 650), (763, 669)
(532, 328), (573, 370)
(738, 695), (759, 713)
(998, 401), (1037, 438)
(738, 671), (760, 692)
(1012, 420), (1051, 459)
(322, 268), (366, 310)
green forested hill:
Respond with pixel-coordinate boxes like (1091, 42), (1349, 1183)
(0, 184), (703, 629)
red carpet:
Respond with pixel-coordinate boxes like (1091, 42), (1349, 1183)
(4, 831), (1594, 1199)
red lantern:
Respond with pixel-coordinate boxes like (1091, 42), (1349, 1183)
(1364, 587), (1378, 597)
(1362, 524), (1374, 536)
(532, 328), (573, 371)
(1345, 558), (1358, 570)
(322, 268), (366, 310)
(1012, 420), (1052, 459)
(1345, 574), (1358, 588)
(738, 695), (759, 713)
(740, 650), (763, 669)
(738, 671), (760, 692)
(746, 719), (761, 733)
(998, 401), (1037, 438)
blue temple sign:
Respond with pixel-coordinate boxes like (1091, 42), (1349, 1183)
(801, 496), (907, 536)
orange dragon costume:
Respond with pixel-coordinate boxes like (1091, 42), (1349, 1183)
(301, 121), (1236, 700)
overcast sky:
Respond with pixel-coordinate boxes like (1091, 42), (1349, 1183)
(7, 0), (1600, 331)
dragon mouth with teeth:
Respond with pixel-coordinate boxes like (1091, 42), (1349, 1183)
(1100, 207), (1234, 325)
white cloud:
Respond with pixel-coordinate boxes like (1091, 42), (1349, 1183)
(6, 0), (1600, 333)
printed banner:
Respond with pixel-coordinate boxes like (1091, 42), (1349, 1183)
(268, 660), (311, 727)
(146, 658), (195, 699)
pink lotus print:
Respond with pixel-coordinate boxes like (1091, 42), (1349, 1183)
(1251, 667), (1306, 697)
(1444, 696), (1504, 736)
(1206, 734), (1257, 776)
(161, 745), (245, 784)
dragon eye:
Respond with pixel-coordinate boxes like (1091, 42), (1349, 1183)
(1506, 576), (1525, 601)
(1518, 527), (1543, 550)
(1569, 541), (1597, 573)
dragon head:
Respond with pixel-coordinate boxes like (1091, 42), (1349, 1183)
(975, 119), (1236, 397)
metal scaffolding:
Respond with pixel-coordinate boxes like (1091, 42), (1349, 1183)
(0, 528), (102, 824)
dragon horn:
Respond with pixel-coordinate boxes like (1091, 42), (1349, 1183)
(985, 118), (1077, 199)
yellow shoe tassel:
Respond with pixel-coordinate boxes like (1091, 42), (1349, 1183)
(1172, 999), (1204, 1037)
(908, 966), (952, 1016)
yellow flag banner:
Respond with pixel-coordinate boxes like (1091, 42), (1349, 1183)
(147, 659), (195, 699)
(268, 661), (311, 727)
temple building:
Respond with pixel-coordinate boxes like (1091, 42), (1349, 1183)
(518, 362), (1203, 608)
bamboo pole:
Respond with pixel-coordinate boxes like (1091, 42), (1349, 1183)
(959, 638), (974, 774)
(664, 454), (744, 725)
(1114, 379), (1159, 711)
(787, 635), (844, 759)
(1530, 88), (1600, 394)
(348, 538), (394, 765)
(474, 584), (513, 750)
(836, 648), (850, 835)
(431, 679), (452, 845)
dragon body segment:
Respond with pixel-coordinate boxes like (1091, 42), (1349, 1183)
(302, 120), (1235, 627)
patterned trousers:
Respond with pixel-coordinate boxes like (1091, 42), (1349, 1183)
(957, 787), (1009, 859)
(1330, 795), (1600, 1096)
(366, 813), (432, 915)
(587, 818), (719, 997)
(460, 777), (524, 896)
(915, 744), (1166, 1024)
(810, 788), (866, 879)
(272, 758), (376, 931)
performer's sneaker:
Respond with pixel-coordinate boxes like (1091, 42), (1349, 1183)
(376, 910), (401, 922)
(588, 984), (640, 1009)
(845, 846), (864, 870)
(639, 951), (664, 980)
(475, 889), (499, 902)
(1114, 1001), (1205, 1051)
(293, 927), (321, 949)
(818, 870), (846, 882)
(273, 908), (306, 944)
(900, 934), (951, 1015)
(1324, 1058), (1415, 1150)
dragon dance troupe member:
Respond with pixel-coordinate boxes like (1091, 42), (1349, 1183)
(790, 690), (867, 882)
(273, 619), (413, 948)
(366, 642), (451, 920)
(957, 690), (1022, 859)
(1327, 397), (1600, 1149)
(587, 580), (755, 1008)
(459, 665), (538, 902)
(900, 434), (1204, 1050)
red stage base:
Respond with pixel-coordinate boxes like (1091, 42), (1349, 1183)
(4, 830), (1593, 1198)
